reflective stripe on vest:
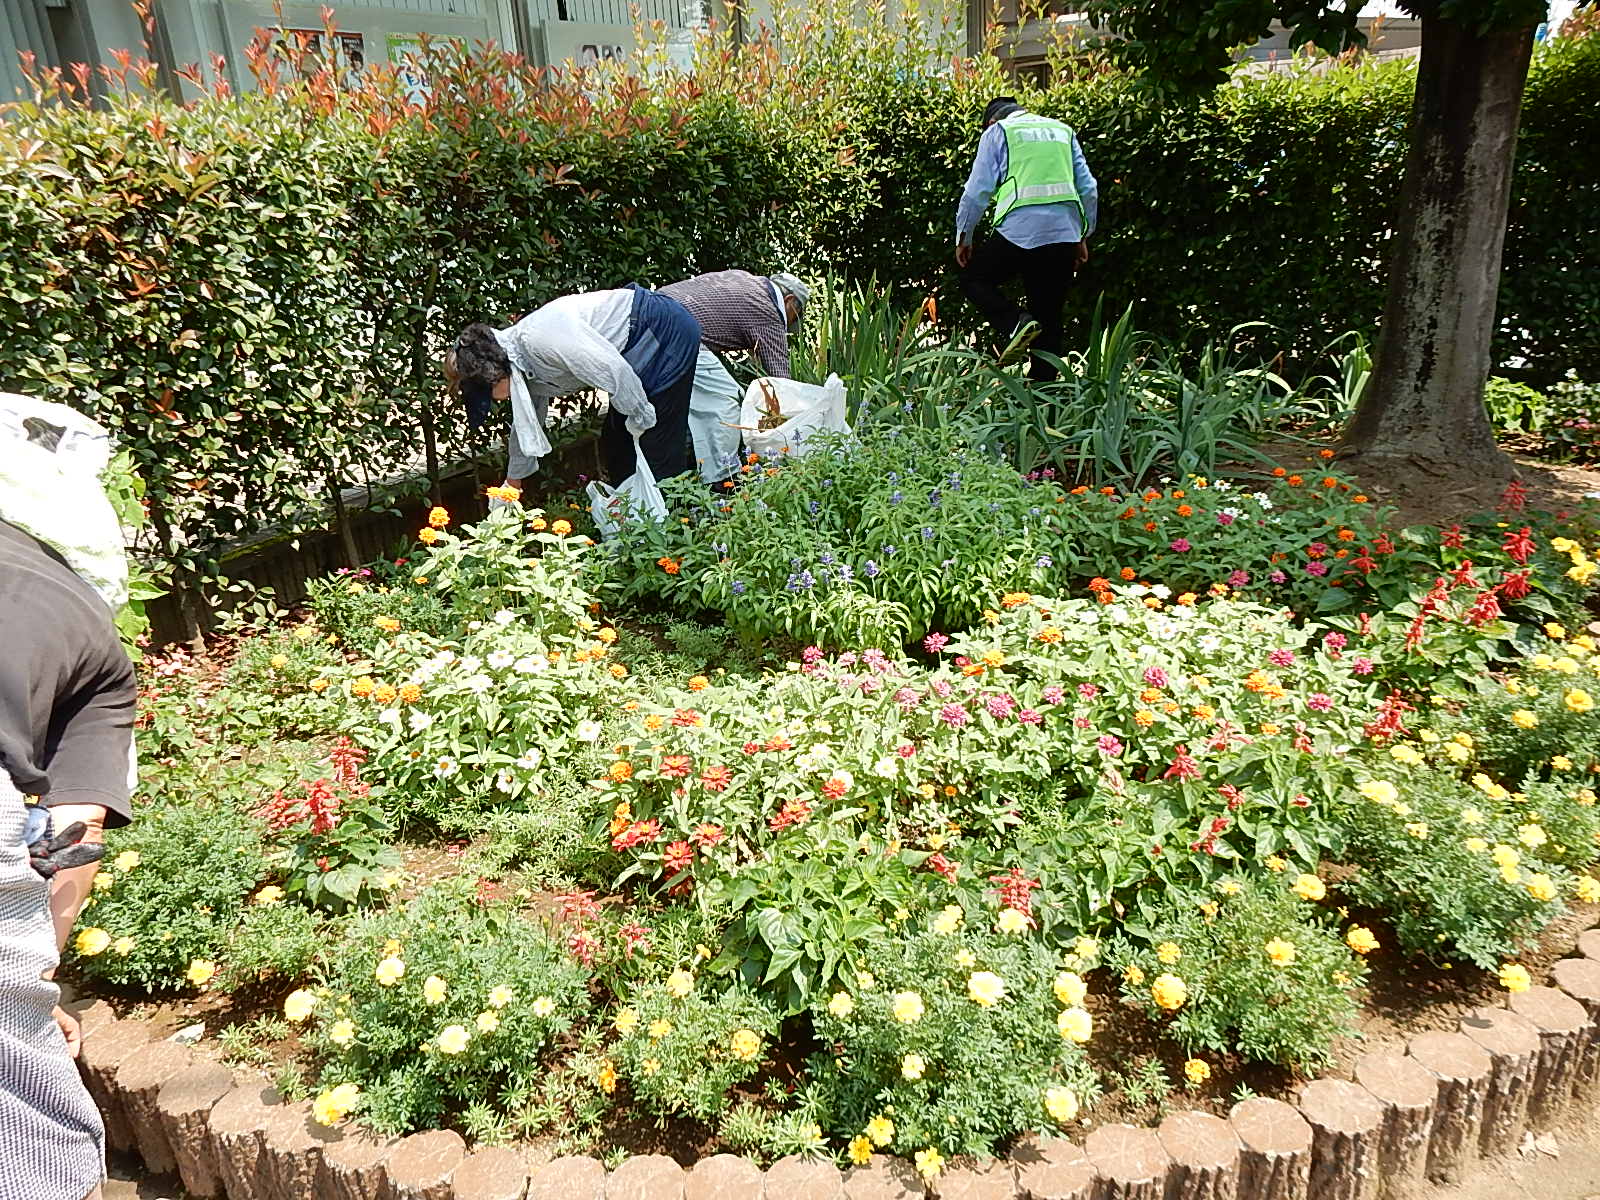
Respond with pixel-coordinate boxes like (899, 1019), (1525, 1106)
(993, 114), (1082, 226)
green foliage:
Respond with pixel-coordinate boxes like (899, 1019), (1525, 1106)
(803, 913), (1099, 1158)
(609, 975), (781, 1122)
(1106, 876), (1366, 1070)
(68, 793), (268, 991)
(218, 900), (329, 991)
(301, 882), (593, 1136)
(307, 569), (456, 657)
(1339, 760), (1573, 969)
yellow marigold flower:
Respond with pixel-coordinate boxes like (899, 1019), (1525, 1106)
(1444, 743), (1471, 763)
(112, 850), (141, 873)
(351, 676), (375, 698)
(74, 927), (111, 957)
(1054, 972), (1088, 1008)
(329, 1018), (356, 1048)
(1156, 941), (1182, 965)
(1526, 874), (1557, 902)
(268, 653), (289, 670)
(1554, 657), (1581, 675)
(312, 1082), (361, 1127)
(1044, 1087), (1079, 1123)
(1151, 973), (1188, 1011)
(1125, 964), (1146, 986)
(1057, 1006), (1093, 1043)
(1184, 1058), (1211, 1085)
(901, 1053), (926, 1080)
(531, 996), (556, 1019)
(856, 971), (877, 990)
(866, 1115), (895, 1147)
(1465, 837), (1490, 853)
(1461, 807), (1484, 825)
(1074, 937), (1100, 960)
(1566, 689), (1595, 713)
(1390, 745), (1424, 766)
(427, 506), (449, 529)
(283, 989), (319, 1023)
(1346, 926), (1379, 955)
(1552, 756), (1573, 771)
(848, 1135), (874, 1165)
(1511, 709), (1540, 730)
(1359, 780), (1398, 805)
(1404, 822), (1429, 839)
(687, 675), (709, 692)
(1517, 823), (1548, 849)
(1492, 844), (1521, 869)
(648, 1018), (672, 1040)
(827, 992), (855, 1019)
(374, 615), (402, 634)
(551, 519), (572, 536)
(1199, 901), (1219, 919)
(968, 971), (1007, 1007)
(953, 948), (977, 969)
(375, 956), (406, 987)
(186, 959), (217, 987)
(665, 969), (694, 999)
(1134, 709), (1157, 728)
(1264, 856), (1287, 873)
(476, 1010), (501, 1035)
(914, 1148), (945, 1181)
(1454, 732), (1475, 748)
(1260, 722), (1281, 735)
(1219, 880), (1243, 895)
(310, 678), (331, 692)
(1265, 938), (1297, 967)
(1498, 963), (1532, 993)
(112, 936), (135, 956)
(597, 1060), (617, 1094)
(932, 905), (963, 936)
(641, 1058), (661, 1076)
(1575, 876), (1600, 904)
(614, 1007), (639, 1035)
(437, 1025), (470, 1055)
(1500, 863), (1522, 885)
(1578, 789), (1597, 807)
(996, 908), (1030, 935)
(1292, 874), (1327, 902)
(891, 991), (925, 1024)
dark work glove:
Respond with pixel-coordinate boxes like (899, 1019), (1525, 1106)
(25, 807), (105, 879)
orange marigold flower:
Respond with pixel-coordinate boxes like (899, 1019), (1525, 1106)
(1134, 709), (1157, 727)
(398, 683), (421, 704)
(1100, 486), (1117, 495)
(418, 528), (439, 545)
(1143, 597), (1162, 609)
(1140, 687), (1163, 703)
(1002, 592), (1032, 609)
(1144, 489), (1161, 501)
(1322, 476), (1338, 488)
(352, 677), (375, 698)
(1192, 704), (1216, 720)
(1318, 448), (1335, 459)
(610, 663), (628, 679)
(687, 675), (709, 692)
(1171, 489), (1186, 499)
(657, 556), (681, 575)
(531, 517), (547, 531)
(643, 713), (665, 732)
(1071, 485), (1089, 495)
(1143, 521), (1158, 533)
(1272, 467), (1287, 477)
(1088, 576), (1112, 592)
(1037, 626), (1063, 644)
(1336, 528), (1356, 541)
(1163, 701), (1180, 715)
(1353, 494), (1369, 503)
(597, 627), (618, 644)
(1335, 548), (1349, 559)
(1177, 504), (1193, 518)
(1120, 567), (1137, 581)
(427, 506), (449, 528)
(609, 761), (634, 781)
(1243, 670), (1272, 693)
(552, 520), (572, 536)
(1287, 475), (1304, 487)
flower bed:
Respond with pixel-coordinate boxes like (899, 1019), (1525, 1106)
(66, 452), (1600, 1187)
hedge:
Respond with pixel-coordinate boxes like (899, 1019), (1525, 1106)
(0, 24), (1595, 608)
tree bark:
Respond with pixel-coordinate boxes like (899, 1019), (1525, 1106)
(1339, 15), (1534, 480)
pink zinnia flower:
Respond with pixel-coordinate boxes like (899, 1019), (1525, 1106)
(1352, 657), (1374, 675)
(1041, 685), (1065, 705)
(939, 704), (970, 728)
(1268, 648), (1295, 667)
(1097, 735), (1123, 756)
(1143, 666), (1169, 688)
(1018, 708), (1043, 725)
(1307, 693), (1333, 712)
(1170, 538), (1192, 553)
(1077, 682), (1099, 700)
(1305, 561), (1329, 577)
(986, 693), (1017, 719)
(1227, 570), (1250, 587)
(923, 633), (950, 653)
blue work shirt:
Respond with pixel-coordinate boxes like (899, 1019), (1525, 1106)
(955, 116), (1099, 249)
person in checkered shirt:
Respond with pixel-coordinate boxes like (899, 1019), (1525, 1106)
(658, 270), (809, 484)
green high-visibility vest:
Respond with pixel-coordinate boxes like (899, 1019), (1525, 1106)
(992, 113), (1083, 225)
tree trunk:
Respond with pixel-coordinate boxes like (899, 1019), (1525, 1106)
(1339, 16), (1534, 479)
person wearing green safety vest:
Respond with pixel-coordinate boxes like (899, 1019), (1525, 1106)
(956, 96), (1098, 382)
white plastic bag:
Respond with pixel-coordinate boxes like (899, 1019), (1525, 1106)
(0, 392), (128, 611)
(739, 373), (848, 460)
(587, 436), (668, 540)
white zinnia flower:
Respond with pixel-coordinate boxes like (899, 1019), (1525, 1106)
(434, 756), (459, 778)
(516, 749), (543, 769)
(487, 650), (514, 670)
(493, 609), (516, 626)
(463, 674), (493, 694)
(575, 720), (603, 743)
(408, 711), (435, 733)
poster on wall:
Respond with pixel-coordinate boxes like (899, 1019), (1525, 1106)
(284, 28), (366, 85)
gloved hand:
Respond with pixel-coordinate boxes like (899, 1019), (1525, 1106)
(25, 807), (104, 880)
(624, 403), (658, 438)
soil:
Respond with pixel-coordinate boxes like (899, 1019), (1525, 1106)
(1255, 437), (1600, 530)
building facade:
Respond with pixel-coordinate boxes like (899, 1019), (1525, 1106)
(0, 0), (689, 103)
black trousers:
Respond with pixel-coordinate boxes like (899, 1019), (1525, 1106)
(959, 234), (1079, 382)
(600, 362), (696, 484)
